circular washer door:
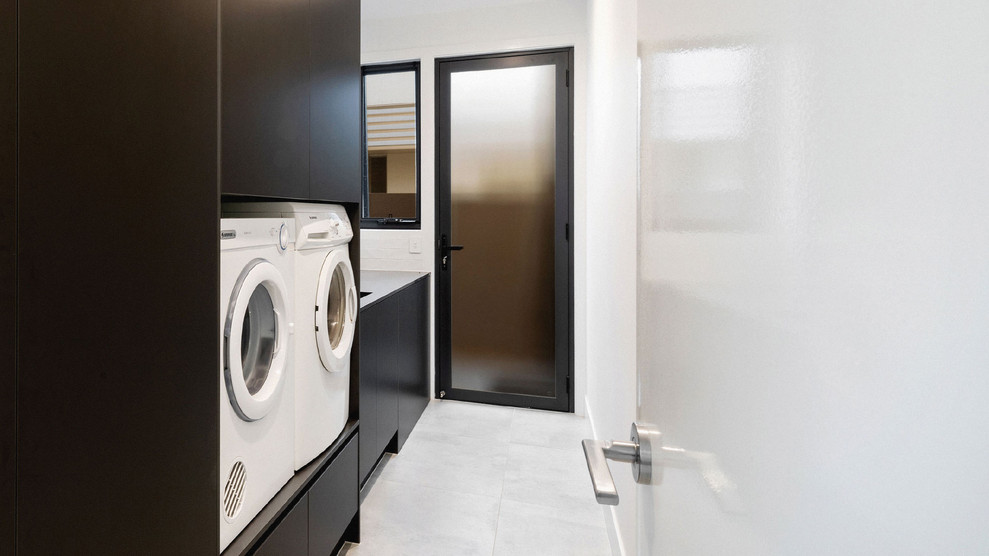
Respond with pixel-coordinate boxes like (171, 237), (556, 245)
(314, 249), (357, 372)
(224, 258), (290, 421)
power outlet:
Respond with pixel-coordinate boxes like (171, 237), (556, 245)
(409, 238), (422, 254)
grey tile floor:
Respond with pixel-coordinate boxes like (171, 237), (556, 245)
(340, 400), (613, 556)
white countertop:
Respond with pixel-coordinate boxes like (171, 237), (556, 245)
(360, 270), (429, 309)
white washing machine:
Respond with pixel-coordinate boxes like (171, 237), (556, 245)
(219, 218), (296, 552)
(223, 202), (356, 471)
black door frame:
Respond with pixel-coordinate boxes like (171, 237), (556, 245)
(435, 48), (574, 412)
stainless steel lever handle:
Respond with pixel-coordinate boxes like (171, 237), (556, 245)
(583, 422), (746, 512)
(581, 439), (635, 505)
(581, 422), (660, 505)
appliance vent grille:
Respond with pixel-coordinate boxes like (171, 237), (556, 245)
(223, 461), (247, 520)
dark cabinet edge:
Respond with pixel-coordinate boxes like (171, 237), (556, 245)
(1, 0), (15, 550)
(222, 421), (359, 556)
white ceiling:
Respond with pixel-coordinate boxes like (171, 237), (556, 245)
(361, 0), (544, 21)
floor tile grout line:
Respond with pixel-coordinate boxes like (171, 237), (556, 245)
(497, 496), (612, 531)
(406, 432), (514, 447)
(490, 423), (513, 556)
(490, 492), (504, 556)
(370, 471), (506, 502)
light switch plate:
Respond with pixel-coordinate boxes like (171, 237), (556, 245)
(409, 238), (422, 254)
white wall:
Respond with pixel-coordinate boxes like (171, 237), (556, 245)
(583, 0), (639, 554)
(364, 70), (415, 105)
(360, 0), (589, 412)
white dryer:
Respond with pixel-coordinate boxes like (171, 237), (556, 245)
(219, 218), (296, 552)
(223, 202), (357, 470)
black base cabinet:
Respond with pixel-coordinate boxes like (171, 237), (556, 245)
(397, 278), (430, 451)
(308, 436), (359, 556)
(255, 499), (309, 556)
(359, 293), (400, 482)
(254, 436), (358, 556)
(359, 275), (430, 485)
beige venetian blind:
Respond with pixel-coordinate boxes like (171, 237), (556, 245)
(366, 103), (415, 151)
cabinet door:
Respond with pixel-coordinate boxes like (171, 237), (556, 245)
(17, 2), (218, 553)
(221, 0), (310, 199)
(309, 0), (361, 203)
(375, 295), (400, 458)
(358, 305), (379, 483)
(254, 496), (309, 556)
(0, 0), (13, 548)
(309, 437), (358, 556)
(359, 296), (401, 484)
(397, 278), (430, 451)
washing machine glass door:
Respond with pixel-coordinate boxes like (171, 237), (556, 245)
(315, 249), (356, 372)
(224, 258), (290, 421)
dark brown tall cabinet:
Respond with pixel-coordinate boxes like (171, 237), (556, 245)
(1, 0), (16, 553)
(222, 0), (361, 203)
(5, 0), (362, 553)
(13, 1), (219, 553)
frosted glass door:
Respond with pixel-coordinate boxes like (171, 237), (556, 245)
(450, 64), (556, 396)
(437, 50), (572, 410)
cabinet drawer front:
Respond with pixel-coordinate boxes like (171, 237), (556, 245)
(309, 435), (358, 556)
(255, 494), (309, 556)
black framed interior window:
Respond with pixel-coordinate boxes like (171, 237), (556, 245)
(361, 61), (421, 229)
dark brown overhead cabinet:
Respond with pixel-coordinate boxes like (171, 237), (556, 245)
(222, 0), (361, 203)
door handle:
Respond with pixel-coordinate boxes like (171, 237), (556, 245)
(583, 422), (744, 511)
(581, 422), (660, 505)
(439, 234), (464, 270)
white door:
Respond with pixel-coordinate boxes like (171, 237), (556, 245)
(634, 0), (989, 554)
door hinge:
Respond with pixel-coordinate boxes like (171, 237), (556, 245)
(566, 376), (571, 394)
(565, 222), (569, 241)
(566, 69), (570, 87)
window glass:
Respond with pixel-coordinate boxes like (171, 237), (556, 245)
(362, 63), (420, 227)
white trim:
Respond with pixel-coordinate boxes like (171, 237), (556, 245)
(315, 249), (357, 372)
(224, 260), (290, 421)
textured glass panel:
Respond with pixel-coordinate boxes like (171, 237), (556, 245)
(241, 285), (276, 396)
(449, 65), (557, 397)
